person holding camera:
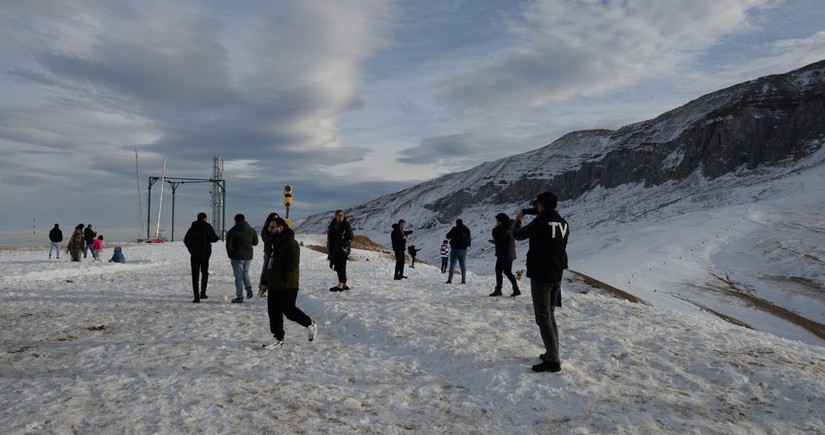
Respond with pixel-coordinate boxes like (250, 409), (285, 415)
(513, 192), (569, 373)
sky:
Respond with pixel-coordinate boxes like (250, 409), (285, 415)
(1, 237), (823, 433)
(1, 0), (824, 243)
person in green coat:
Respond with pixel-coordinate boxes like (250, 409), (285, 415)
(260, 217), (317, 349)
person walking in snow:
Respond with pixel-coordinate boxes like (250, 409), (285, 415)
(408, 244), (420, 268)
(260, 217), (317, 349)
(68, 224), (85, 262)
(226, 213), (259, 303)
(445, 219), (471, 284)
(92, 235), (104, 261)
(513, 192), (569, 373)
(83, 224), (96, 259)
(184, 212), (220, 303)
(489, 213), (520, 297)
(439, 240), (449, 273)
(48, 223), (63, 259)
(327, 210), (354, 292)
(391, 219), (413, 280)
(258, 212), (280, 294)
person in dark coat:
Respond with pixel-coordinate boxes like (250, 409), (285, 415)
(258, 213), (280, 294)
(445, 219), (471, 284)
(407, 245), (420, 268)
(83, 224), (97, 259)
(68, 224), (85, 262)
(490, 213), (520, 297)
(513, 192), (569, 373)
(260, 217), (317, 349)
(184, 212), (220, 303)
(48, 223), (63, 259)
(327, 210), (354, 292)
(226, 213), (259, 303)
(390, 219), (413, 280)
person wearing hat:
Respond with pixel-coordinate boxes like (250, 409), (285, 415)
(391, 219), (413, 280)
(513, 191), (569, 373)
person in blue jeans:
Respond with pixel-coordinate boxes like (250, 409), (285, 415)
(226, 213), (259, 303)
(445, 219), (471, 284)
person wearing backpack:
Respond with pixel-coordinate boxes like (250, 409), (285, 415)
(445, 218), (471, 284)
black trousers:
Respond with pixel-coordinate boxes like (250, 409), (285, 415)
(190, 254), (211, 298)
(331, 252), (348, 283)
(394, 250), (405, 278)
(267, 289), (312, 341)
(495, 257), (519, 290)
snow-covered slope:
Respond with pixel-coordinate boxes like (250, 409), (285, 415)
(298, 61), (825, 346)
(1, 241), (824, 433)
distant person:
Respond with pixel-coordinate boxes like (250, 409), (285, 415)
(108, 246), (126, 263)
(489, 213), (520, 297)
(445, 219), (471, 284)
(439, 240), (449, 273)
(83, 224), (97, 259)
(390, 219), (413, 280)
(48, 223), (63, 259)
(68, 224), (85, 262)
(260, 217), (317, 349)
(513, 192), (569, 373)
(407, 244), (420, 268)
(184, 212), (220, 303)
(327, 210), (353, 292)
(258, 212), (280, 295)
(226, 213), (259, 303)
(93, 235), (104, 261)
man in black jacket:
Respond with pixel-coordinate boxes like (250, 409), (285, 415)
(513, 192), (569, 373)
(226, 213), (259, 303)
(83, 224), (96, 259)
(48, 223), (63, 259)
(390, 219), (413, 280)
(327, 210), (354, 292)
(184, 212), (220, 303)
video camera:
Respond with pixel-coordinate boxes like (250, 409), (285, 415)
(521, 200), (539, 215)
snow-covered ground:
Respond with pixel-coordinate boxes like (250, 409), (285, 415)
(1, 238), (824, 434)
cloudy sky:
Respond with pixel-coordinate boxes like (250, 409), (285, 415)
(1, 0), (823, 242)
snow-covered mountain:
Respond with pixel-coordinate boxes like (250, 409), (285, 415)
(299, 60), (825, 346)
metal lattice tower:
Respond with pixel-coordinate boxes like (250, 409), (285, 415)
(210, 156), (224, 236)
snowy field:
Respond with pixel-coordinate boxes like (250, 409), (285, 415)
(1, 238), (824, 434)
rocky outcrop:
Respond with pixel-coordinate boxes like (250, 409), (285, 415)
(300, 60), (825, 232)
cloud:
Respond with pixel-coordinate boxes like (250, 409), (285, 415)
(435, 0), (772, 118)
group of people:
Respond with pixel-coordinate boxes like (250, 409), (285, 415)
(388, 192), (570, 373)
(181, 190), (569, 373)
(49, 223), (116, 262)
(183, 212), (317, 349)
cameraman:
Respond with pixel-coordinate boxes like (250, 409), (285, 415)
(513, 191), (569, 373)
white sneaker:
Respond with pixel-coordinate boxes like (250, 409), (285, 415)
(262, 338), (283, 349)
(307, 322), (318, 342)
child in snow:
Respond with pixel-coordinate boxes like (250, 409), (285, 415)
(93, 235), (104, 261)
(407, 244), (420, 268)
(108, 246), (126, 263)
(439, 240), (449, 273)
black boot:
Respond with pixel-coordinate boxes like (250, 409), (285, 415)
(489, 288), (502, 297)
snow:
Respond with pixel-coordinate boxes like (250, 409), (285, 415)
(2, 238), (824, 433)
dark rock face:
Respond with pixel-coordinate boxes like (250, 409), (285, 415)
(299, 60), (825, 230)
(426, 60), (825, 219)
